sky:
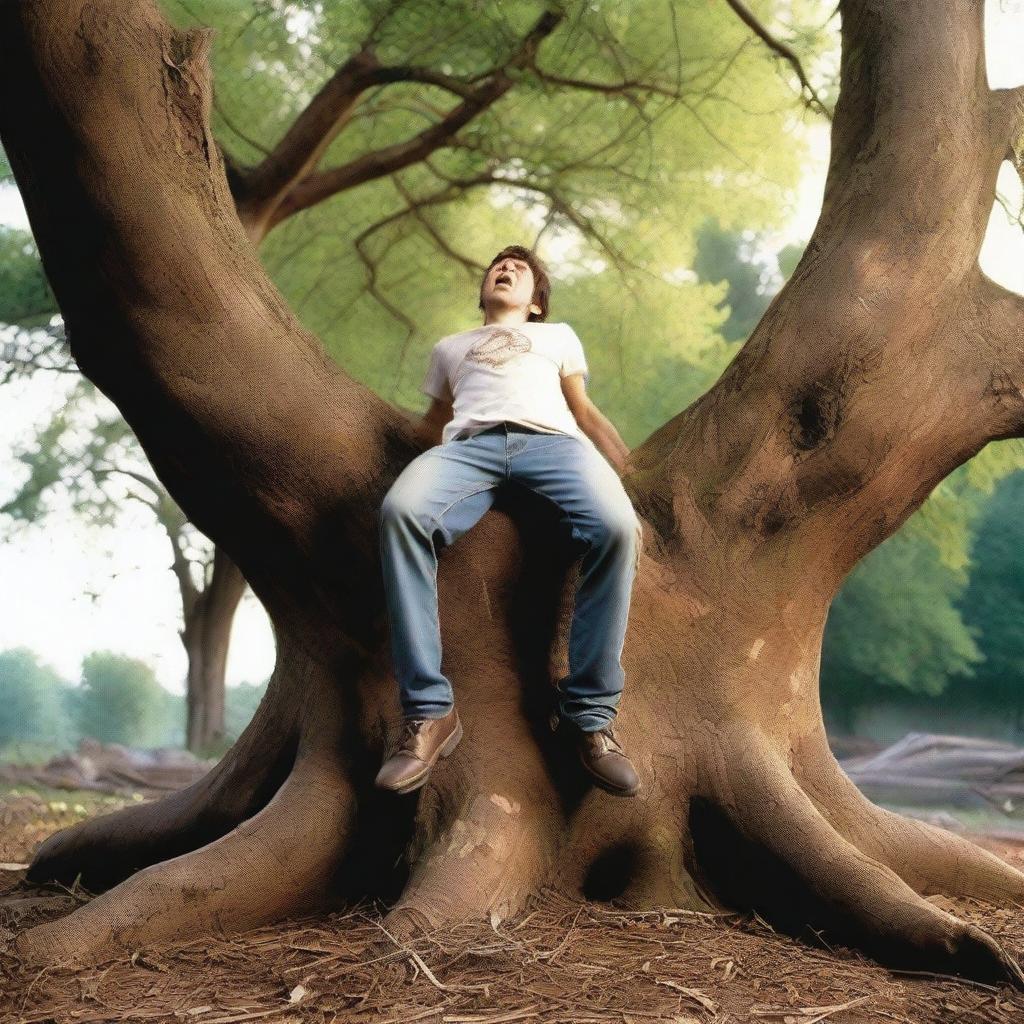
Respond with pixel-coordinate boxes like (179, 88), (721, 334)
(1, 1), (1023, 695)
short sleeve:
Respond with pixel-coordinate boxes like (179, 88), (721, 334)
(559, 325), (589, 379)
(419, 343), (450, 400)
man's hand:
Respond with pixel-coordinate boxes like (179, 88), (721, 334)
(617, 454), (637, 478)
(416, 395), (454, 448)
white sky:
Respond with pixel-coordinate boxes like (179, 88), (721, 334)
(1, 1), (1023, 694)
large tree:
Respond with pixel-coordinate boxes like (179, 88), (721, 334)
(3, 0), (1024, 989)
(1, 0), (819, 751)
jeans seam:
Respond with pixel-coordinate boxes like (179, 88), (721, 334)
(378, 511), (392, 604)
(430, 484), (498, 536)
(425, 484), (495, 715)
(430, 527), (444, 710)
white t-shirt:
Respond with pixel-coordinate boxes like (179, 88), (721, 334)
(420, 321), (590, 445)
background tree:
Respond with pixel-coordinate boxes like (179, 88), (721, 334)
(0, 648), (72, 757)
(71, 652), (176, 749)
(954, 469), (1024, 730)
(0, 372), (246, 754)
(1, 218), (248, 754)
(693, 219), (782, 343)
(821, 531), (984, 731)
(6, 0), (1024, 990)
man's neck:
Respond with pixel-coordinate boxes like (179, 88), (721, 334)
(483, 305), (530, 327)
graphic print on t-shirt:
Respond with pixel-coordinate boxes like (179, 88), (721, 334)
(421, 320), (593, 444)
(453, 328), (531, 389)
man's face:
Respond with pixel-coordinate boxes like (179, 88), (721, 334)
(481, 255), (537, 315)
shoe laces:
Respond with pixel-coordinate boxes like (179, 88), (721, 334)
(594, 724), (624, 755)
(400, 718), (427, 747)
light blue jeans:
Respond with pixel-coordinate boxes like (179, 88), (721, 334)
(378, 421), (642, 732)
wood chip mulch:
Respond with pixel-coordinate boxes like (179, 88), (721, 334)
(3, 787), (1024, 1023)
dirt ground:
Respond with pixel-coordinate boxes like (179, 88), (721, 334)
(3, 785), (1024, 1024)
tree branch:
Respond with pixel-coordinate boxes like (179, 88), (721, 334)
(269, 10), (562, 225)
(162, 496), (201, 622)
(1, 0), (409, 617)
(236, 46), (494, 213)
(529, 69), (691, 102)
(366, 64), (480, 100)
(722, 0), (832, 119)
(239, 49), (376, 209)
(392, 176), (484, 277)
(622, 0), (1018, 570)
(425, 165), (637, 275)
(349, 181), (471, 344)
(353, 237), (416, 348)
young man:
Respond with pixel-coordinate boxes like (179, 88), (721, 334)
(376, 245), (643, 797)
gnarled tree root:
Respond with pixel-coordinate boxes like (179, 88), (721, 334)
(25, 646), (307, 893)
(15, 718), (1024, 991)
(691, 729), (1024, 989)
(799, 748), (1024, 906)
(15, 752), (351, 964)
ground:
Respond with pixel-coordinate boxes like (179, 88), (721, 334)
(2, 786), (1024, 1023)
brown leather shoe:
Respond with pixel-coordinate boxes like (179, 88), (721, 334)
(375, 708), (462, 794)
(575, 722), (640, 797)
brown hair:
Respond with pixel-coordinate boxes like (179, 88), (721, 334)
(479, 245), (551, 322)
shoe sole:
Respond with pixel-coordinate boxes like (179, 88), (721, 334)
(389, 718), (464, 795)
(577, 749), (641, 797)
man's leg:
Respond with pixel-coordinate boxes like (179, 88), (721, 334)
(376, 429), (507, 793)
(378, 430), (505, 719)
(508, 431), (642, 734)
(506, 429), (642, 796)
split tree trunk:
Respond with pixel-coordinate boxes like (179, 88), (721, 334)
(3, 0), (1024, 986)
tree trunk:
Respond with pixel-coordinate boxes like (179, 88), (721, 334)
(161, 493), (247, 753)
(3, 0), (1024, 987)
(181, 548), (247, 752)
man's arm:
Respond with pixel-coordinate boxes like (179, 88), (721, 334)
(415, 391), (455, 448)
(561, 373), (633, 475)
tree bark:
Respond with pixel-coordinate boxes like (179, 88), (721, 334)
(3, 0), (1024, 987)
